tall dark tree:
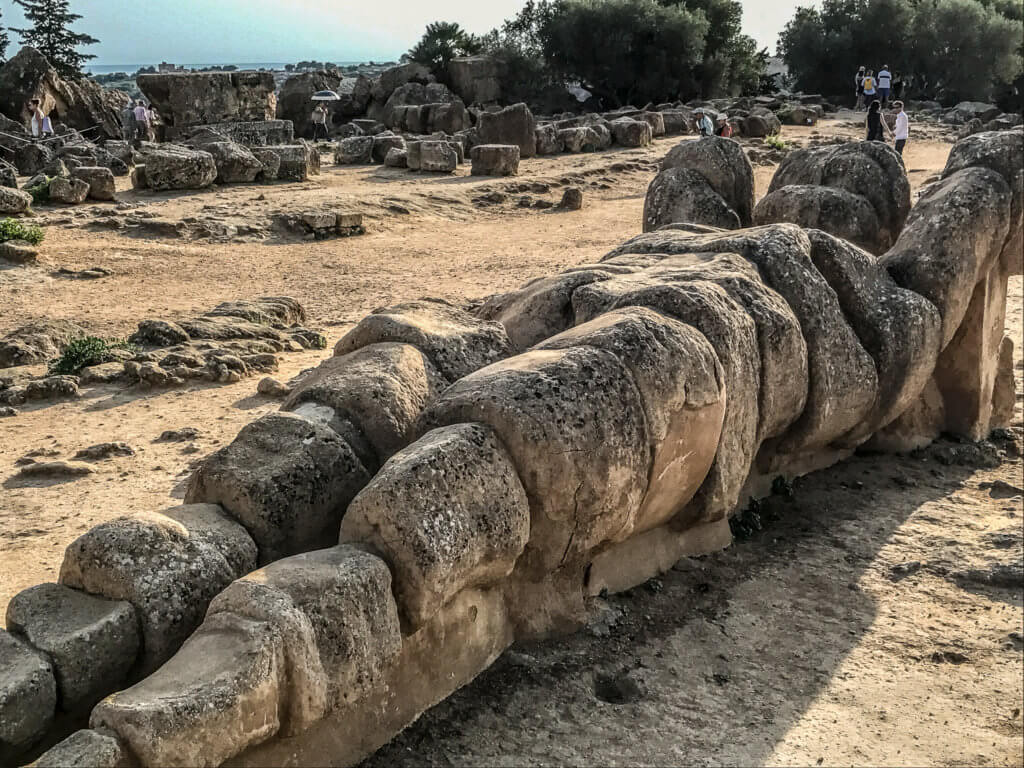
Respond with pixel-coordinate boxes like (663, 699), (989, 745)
(12, 0), (98, 79)
(0, 7), (9, 64)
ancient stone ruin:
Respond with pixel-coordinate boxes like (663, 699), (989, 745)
(2, 128), (1021, 767)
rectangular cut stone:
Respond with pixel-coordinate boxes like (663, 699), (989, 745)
(0, 629), (56, 753)
(6, 583), (139, 713)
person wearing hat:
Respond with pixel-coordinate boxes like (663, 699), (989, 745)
(714, 113), (733, 138)
(892, 100), (909, 156)
(696, 108), (714, 138)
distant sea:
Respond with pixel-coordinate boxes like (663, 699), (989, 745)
(86, 62), (364, 75)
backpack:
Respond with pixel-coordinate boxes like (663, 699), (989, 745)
(863, 76), (875, 91)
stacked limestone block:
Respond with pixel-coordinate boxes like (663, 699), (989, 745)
(18, 129), (1023, 768)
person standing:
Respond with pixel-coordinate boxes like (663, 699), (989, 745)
(311, 104), (328, 140)
(133, 100), (150, 141)
(120, 101), (136, 141)
(862, 70), (877, 105)
(145, 103), (157, 141)
(866, 99), (891, 142)
(855, 66), (866, 110)
(892, 100), (909, 156)
(715, 114), (733, 137)
(877, 65), (892, 106)
(27, 99), (44, 138)
(696, 109), (714, 137)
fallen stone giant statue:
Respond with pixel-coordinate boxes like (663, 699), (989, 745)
(4, 128), (1021, 768)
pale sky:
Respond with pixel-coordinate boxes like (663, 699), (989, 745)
(4, 0), (801, 65)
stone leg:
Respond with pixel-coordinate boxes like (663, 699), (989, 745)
(933, 260), (1010, 441)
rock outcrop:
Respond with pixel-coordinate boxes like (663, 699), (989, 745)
(137, 71), (277, 135)
(0, 47), (129, 139)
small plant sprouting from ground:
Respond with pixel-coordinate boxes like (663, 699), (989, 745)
(24, 176), (51, 206)
(764, 135), (787, 151)
(49, 337), (137, 375)
(729, 497), (764, 541)
(0, 217), (44, 245)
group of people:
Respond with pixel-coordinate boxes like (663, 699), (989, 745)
(120, 100), (157, 142)
(695, 108), (733, 138)
(866, 99), (910, 156)
(855, 65), (904, 109)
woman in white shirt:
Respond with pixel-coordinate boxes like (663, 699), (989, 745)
(28, 99), (44, 138)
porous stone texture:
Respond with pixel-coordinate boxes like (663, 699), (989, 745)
(476, 270), (619, 350)
(91, 611), (285, 768)
(0, 320), (86, 368)
(535, 308), (726, 533)
(477, 103), (536, 158)
(70, 166), (116, 201)
(610, 118), (653, 147)
(30, 728), (135, 768)
(470, 144), (520, 176)
(137, 70), (277, 130)
(209, 546), (401, 714)
(882, 167), (1011, 347)
(140, 147), (217, 191)
(419, 140), (458, 173)
(0, 186), (32, 214)
(334, 299), (512, 382)
(58, 504), (256, 673)
(6, 583), (139, 712)
(0, 629), (56, 752)
(335, 136), (374, 165)
(418, 346), (650, 574)
(282, 342), (448, 467)
(769, 141), (911, 251)
(342, 423), (530, 628)
(48, 176), (90, 204)
(267, 144), (319, 181)
(754, 184), (882, 254)
(204, 141), (263, 184)
(644, 167), (742, 231)
(185, 412), (371, 564)
(372, 134), (406, 164)
(661, 136), (755, 226)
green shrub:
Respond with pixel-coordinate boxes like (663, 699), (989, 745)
(25, 176), (51, 205)
(0, 217), (44, 245)
(49, 337), (137, 375)
(764, 135), (787, 151)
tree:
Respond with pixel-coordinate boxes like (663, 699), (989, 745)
(405, 21), (483, 83)
(779, 0), (1023, 102)
(12, 0), (98, 79)
(541, 0), (709, 107)
(479, 1), (566, 104)
(0, 7), (9, 64)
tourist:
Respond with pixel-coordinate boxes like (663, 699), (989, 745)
(40, 113), (53, 138)
(866, 99), (891, 142)
(862, 70), (877, 104)
(133, 100), (150, 141)
(146, 103), (157, 141)
(855, 66), (866, 110)
(120, 101), (136, 141)
(696, 109), (714, 137)
(27, 99), (44, 138)
(877, 65), (892, 106)
(892, 71), (905, 101)
(311, 103), (328, 140)
(715, 114), (733, 138)
(893, 100), (909, 156)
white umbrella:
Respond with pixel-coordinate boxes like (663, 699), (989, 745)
(311, 90), (340, 101)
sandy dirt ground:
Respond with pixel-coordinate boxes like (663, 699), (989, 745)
(1, 118), (1021, 766)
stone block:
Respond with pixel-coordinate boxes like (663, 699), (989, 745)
(0, 629), (56, 750)
(470, 144), (519, 176)
(6, 583), (139, 712)
(342, 423), (530, 628)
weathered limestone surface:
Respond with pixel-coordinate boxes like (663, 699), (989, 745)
(342, 423), (530, 629)
(185, 413), (371, 564)
(15, 131), (1023, 768)
(137, 71), (277, 130)
(0, 630), (56, 753)
(661, 136), (755, 226)
(29, 728), (134, 768)
(59, 504), (256, 673)
(6, 584), (139, 712)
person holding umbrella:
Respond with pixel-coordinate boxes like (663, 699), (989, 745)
(310, 89), (339, 140)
